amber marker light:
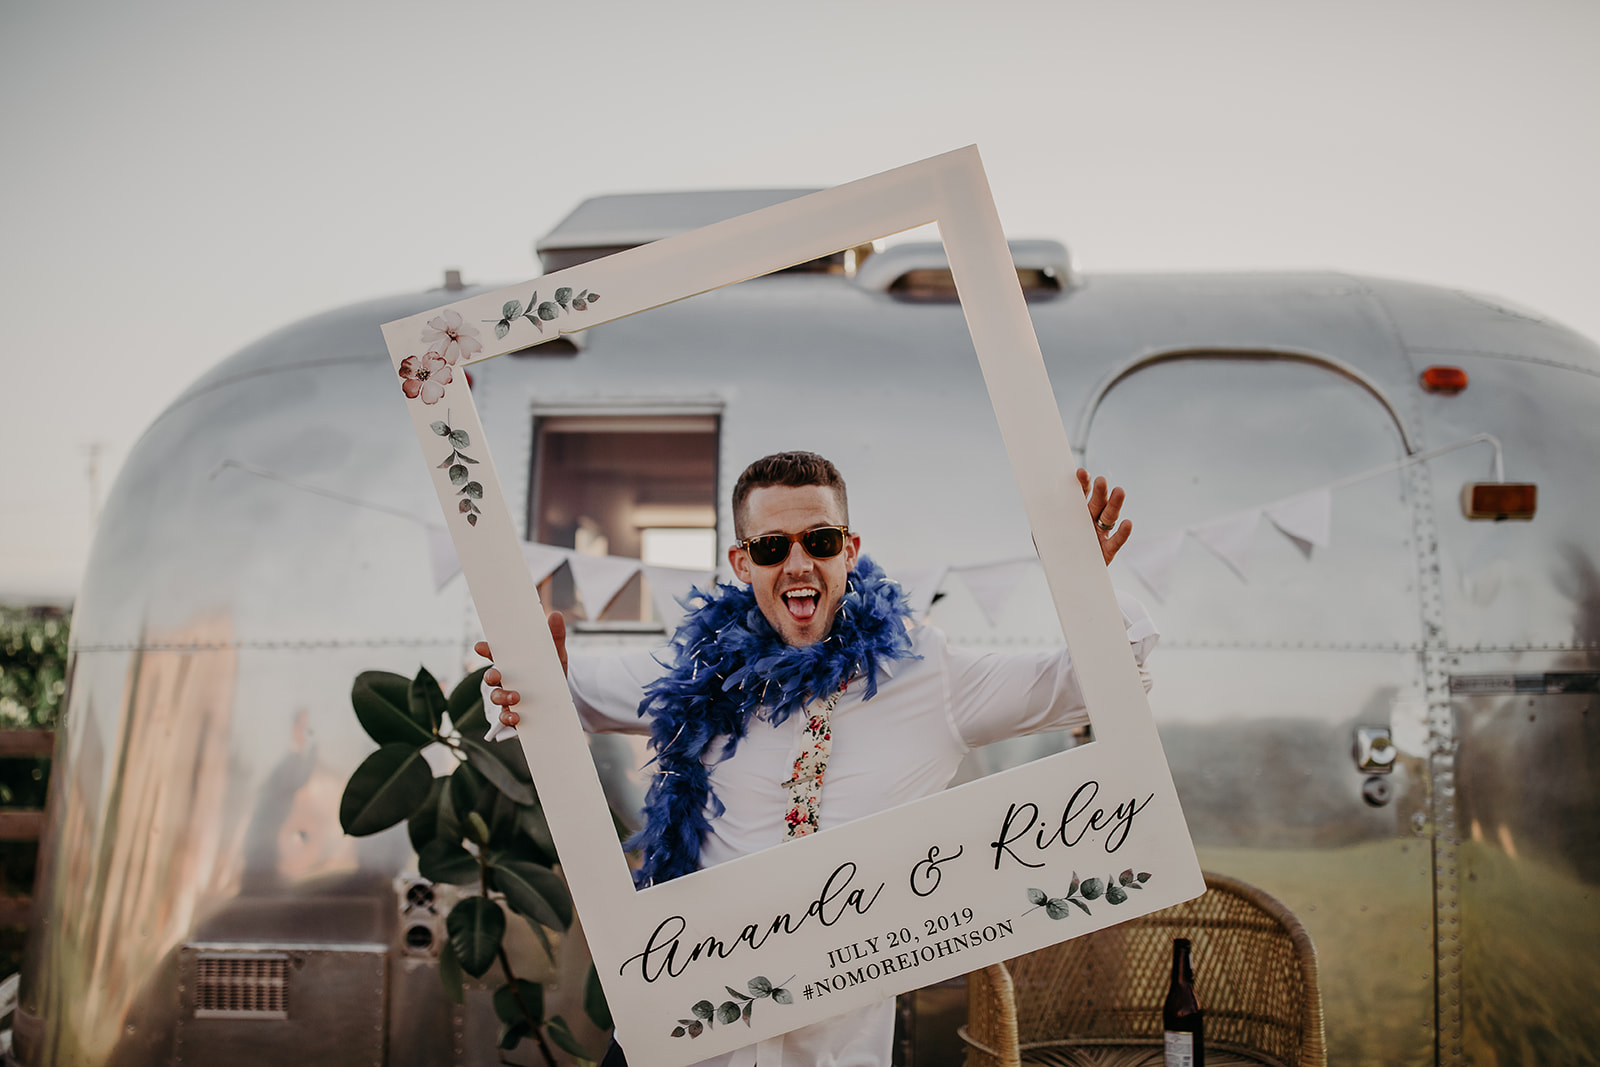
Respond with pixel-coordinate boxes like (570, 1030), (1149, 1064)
(1462, 483), (1537, 521)
(1420, 365), (1469, 394)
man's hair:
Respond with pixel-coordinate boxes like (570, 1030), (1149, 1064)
(732, 451), (849, 538)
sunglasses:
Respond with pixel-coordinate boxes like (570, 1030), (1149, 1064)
(738, 525), (851, 567)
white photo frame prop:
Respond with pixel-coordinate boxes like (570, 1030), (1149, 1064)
(381, 146), (1201, 1066)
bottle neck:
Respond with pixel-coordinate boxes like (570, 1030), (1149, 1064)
(1170, 939), (1192, 986)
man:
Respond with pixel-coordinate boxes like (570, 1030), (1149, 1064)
(480, 451), (1153, 1067)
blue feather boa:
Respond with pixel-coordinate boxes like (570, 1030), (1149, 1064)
(626, 556), (918, 887)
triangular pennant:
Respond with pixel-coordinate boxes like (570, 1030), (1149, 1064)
(428, 526), (462, 592)
(1119, 529), (1184, 602)
(566, 552), (643, 618)
(1265, 488), (1332, 559)
(891, 565), (950, 619)
(520, 542), (569, 585)
(955, 559), (1036, 626)
(642, 564), (715, 630)
(1189, 509), (1262, 581)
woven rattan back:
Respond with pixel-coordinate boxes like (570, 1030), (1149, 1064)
(965, 872), (1325, 1067)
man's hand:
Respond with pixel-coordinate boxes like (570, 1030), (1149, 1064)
(473, 611), (568, 729)
(1077, 468), (1132, 565)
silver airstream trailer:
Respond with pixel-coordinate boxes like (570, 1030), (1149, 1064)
(12, 189), (1599, 1067)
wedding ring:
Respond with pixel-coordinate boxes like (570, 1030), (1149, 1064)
(1096, 518), (1115, 532)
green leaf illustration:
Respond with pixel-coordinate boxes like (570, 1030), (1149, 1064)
(692, 1000), (714, 1021)
(1070, 897), (1092, 915)
(494, 320), (511, 340)
(430, 421), (451, 435)
(522, 312), (544, 333)
(742, 1001), (753, 1025)
(1106, 883), (1129, 905)
(457, 451), (479, 463)
(449, 428), (470, 447)
(1119, 869), (1136, 886)
(1045, 898), (1072, 920)
(555, 286), (573, 307)
(459, 499), (475, 514)
(446, 895), (505, 977)
(726, 986), (752, 1002)
(339, 744), (433, 835)
(503, 300), (523, 319)
(462, 481), (483, 500)
(748, 976), (773, 997)
(1081, 877), (1104, 900)
(1026, 888), (1047, 906)
(537, 301), (560, 320)
(717, 1001), (741, 1025)
(449, 464), (468, 485)
(467, 513), (478, 526)
(587, 292), (600, 302)
(572, 298), (587, 311)
(771, 987), (794, 1005)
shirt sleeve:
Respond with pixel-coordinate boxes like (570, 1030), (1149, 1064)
(566, 649), (666, 736)
(947, 589), (1158, 750)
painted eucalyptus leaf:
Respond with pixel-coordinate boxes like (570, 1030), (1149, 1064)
(449, 464), (468, 485)
(449, 428), (470, 447)
(339, 743), (433, 835)
(502, 300), (523, 319)
(537, 301), (560, 321)
(555, 287), (573, 306)
(494, 320), (510, 340)
(429, 421), (450, 436)
(446, 895), (506, 977)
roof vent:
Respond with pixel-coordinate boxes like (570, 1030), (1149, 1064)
(855, 240), (1075, 302)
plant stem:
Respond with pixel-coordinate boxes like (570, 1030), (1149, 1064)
(499, 946), (557, 1067)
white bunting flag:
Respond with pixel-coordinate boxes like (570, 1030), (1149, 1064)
(891, 565), (950, 619)
(1265, 488), (1333, 558)
(566, 552), (643, 619)
(520, 542), (570, 586)
(1119, 529), (1185, 602)
(642, 564), (716, 631)
(956, 558), (1036, 626)
(1190, 510), (1262, 581)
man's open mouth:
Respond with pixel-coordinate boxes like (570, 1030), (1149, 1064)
(783, 587), (820, 621)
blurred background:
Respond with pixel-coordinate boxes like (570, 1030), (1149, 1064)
(2, 0), (1596, 604)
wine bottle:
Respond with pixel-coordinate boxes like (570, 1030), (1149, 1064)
(1163, 937), (1204, 1067)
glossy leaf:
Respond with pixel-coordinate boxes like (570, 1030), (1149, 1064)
(516, 801), (557, 864)
(408, 777), (444, 852)
(419, 839), (479, 885)
(339, 744), (433, 836)
(447, 666), (489, 736)
(409, 666), (447, 734)
(466, 811), (491, 846)
(459, 736), (537, 805)
(435, 767), (463, 844)
(584, 963), (613, 1031)
(437, 938), (464, 1004)
(449, 760), (488, 821)
(497, 1019), (532, 1051)
(352, 671), (432, 747)
(547, 1015), (591, 1058)
(490, 854), (573, 930)
(446, 895), (505, 977)
(493, 978), (544, 1026)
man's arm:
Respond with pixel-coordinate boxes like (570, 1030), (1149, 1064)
(477, 614), (655, 736)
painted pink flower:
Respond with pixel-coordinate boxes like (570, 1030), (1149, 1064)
(398, 353), (452, 404)
(420, 308), (482, 365)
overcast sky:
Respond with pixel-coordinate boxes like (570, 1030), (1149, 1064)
(3, 0), (1596, 601)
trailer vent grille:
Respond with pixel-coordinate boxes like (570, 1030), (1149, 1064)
(194, 954), (289, 1019)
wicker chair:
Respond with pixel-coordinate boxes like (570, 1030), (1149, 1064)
(961, 872), (1325, 1067)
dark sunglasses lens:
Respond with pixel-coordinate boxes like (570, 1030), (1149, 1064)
(747, 535), (789, 566)
(801, 527), (845, 559)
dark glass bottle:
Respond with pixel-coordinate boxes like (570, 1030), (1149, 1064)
(1162, 938), (1204, 1067)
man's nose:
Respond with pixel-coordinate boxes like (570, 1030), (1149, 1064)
(782, 541), (811, 572)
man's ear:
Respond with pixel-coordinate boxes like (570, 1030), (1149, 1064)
(729, 544), (752, 584)
(844, 532), (861, 571)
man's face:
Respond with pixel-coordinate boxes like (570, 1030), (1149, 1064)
(729, 484), (860, 648)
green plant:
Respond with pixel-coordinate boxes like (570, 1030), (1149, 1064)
(339, 665), (610, 1064)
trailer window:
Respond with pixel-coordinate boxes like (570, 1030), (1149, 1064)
(529, 415), (718, 624)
